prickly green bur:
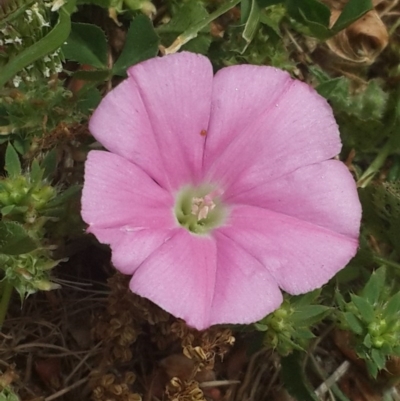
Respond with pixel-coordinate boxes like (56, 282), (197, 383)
(335, 266), (400, 377)
(255, 291), (331, 356)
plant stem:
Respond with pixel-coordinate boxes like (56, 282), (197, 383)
(0, 280), (13, 329)
(374, 255), (400, 270)
(164, 0), (242, 54)
(357, 139), (393, 188)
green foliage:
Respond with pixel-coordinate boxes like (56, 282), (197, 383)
(62, 16), (159, 80)
(0, 222), (37, 255)
(281, 351), (319, 401)
(76, 0), (156, 17)
(241, 0), (261, 51)
(0, 385), (19, 401)
(4, 144), (21, 178)
(0, 250), (61, 300)
(360, 182), (400, 255)
(335, 267), (400, 377)
(315, 74), (390, 153)
(0, 153), (79, 301)
(113, 15), (160, 76)
(0, 0), (399, 397)
(157, 1), (211, 54)
(255, 291), (330, 355)
(257, 0), (372, 40)
(0, 78), (88, 152)
(210, 4), (294, 71)
(0, 0), (77, 88)
(62, 22), (108, 69)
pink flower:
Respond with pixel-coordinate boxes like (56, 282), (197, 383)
(81, 52), (361, 330)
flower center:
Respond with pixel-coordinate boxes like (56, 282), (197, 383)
(175, 185), (226, 234)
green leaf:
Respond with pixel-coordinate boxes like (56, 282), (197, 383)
(72, 69), (111, 81)
(0, 0), (76, 88)
(0, 222), (37, 255)
(1, 205), (28, 216)
(242, 0), (261, 51)
(362, 267), (386, 306)
(285, 0), (331, 39)
(1, 205), (15, 216)
(351, 294), (375, 324)
(254, 322), (269, 331)
(326, 79), (389, 152)
(368, 183), (400, 254)
(343, 312), (363, 335)
(157, 1), (210, 54)
(76, 0), (110, 6)
(295, 328), (315, 339)
(30, 159), (44, 185)
(259, 4), (285, 36)
(291, 305), (331, 324)
(383, 291), (400, 320)
(76, 86), (102, 114)
(182, 35), (212, 55)
(331, 0), (373, 34)
(241, 0), (252, 23)
(43, 185), (81, 209)
(257, 0), (283, 6)
(41, 149), (58, 181)
(292, 290), (321, 307)
(5, 143), (21, 178)
(62, 22), (108, 68)
(371, 348), (386, 370)
(316, 77), (346, 99)
(157, 2), (209, 35)
(365, 358), (379, 378)
(364, 333), (372, 348)
(113, 15), (160, 76)
(164, 0), (241, 54)
(281, 351), (319, 401)
(335, 290), (346, 309)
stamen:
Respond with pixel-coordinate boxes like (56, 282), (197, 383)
(191, 189), (223, 221)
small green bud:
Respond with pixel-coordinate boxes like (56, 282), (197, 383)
(31, 185), (56, 209)
(34, 280), (60, 291)
(274, 307), (289, 319)
(372, 337), (385, 348)
(382, 333), (397, 347)
(270, 317), (287, 332)
(266, 331), (279, 348)
(0, 191), (11, 205)
(369, 320), (387, 337)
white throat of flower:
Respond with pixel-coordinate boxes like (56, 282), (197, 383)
(175, 186), (226, 234)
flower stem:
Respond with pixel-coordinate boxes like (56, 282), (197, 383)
(0, 280), (13, 329)
(164, 0), (242, 55)
(357, 139), (393, 188)
(373, 255), (400, 270)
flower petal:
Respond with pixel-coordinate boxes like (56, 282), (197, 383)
(228, 160), (361, 238)
(205, 65), (291, 164)
(220, 205), (359, 294)
(127, 52), (213, 189)
(204, 67), (341, 198)
(112, 228), (178, 274)
(89, 79), (168, 188)
(209, 232), (283, 326)
(86, 227), (177, 275)
(81, 150), (175, 229)
(129, 229), (217, 330)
